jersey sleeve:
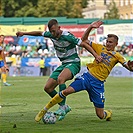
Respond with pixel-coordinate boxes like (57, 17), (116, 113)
(42, 31), (52, 38)
(117, 53), (127, 65)
(64, 32), (82, 45)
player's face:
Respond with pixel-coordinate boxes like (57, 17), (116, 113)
(106, 37), (117, 51)
(0, 36), (4, 43)
(49, 24), (60, 38)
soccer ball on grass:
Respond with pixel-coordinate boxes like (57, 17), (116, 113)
(42, 111), (57, 124)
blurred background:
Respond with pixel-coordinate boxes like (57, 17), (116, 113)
(0, 0), (133, 77)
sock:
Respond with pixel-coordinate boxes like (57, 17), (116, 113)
(45, 92), (66, 110)
(104, 111), (107, 119)
(59, 84), (66, 106)
(1, 73), (7, 83)
(48, 90), (57, 98)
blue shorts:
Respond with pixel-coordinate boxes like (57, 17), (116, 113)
(70, 72), (105, 108)
(0, 60), (4, 68)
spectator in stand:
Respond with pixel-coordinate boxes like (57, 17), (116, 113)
(118, 42), (128, 55)
(13, 44), (22, 56)
(126, 43), (133, 56)
(8, 44), (16, 57)
(26, 44), (32, 51)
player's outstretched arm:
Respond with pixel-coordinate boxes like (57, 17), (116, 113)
(81, 20), (103, 41)
(16, 31), (43, 37)
(80, 41), (102, 63)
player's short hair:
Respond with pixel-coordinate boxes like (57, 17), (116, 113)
(0, 34), (4, 37)
(48, 19), (58, 30)
(107, 34), (118, 42)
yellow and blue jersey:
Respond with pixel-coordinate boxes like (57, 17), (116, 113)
(86, 42), (126, 81)
(0, 43), (4, 61)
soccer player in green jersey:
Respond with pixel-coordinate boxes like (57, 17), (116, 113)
(31, 20), (133, 122)
(16, 19), (102, 122)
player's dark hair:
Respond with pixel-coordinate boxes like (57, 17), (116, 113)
(0, 34), (4, 37)
(107, 34), (118, 42)
(48, 19), (58, 30)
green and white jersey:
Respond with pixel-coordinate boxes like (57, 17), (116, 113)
(42, 31), (82, 64)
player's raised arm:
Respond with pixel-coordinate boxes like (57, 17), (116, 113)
(80, 41), (102, 63)
(81, 20), (103, 41)
(16, 31), (43, 37)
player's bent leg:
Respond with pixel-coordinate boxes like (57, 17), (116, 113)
(55, 66), (78, 121)
(44, 78), (58, 94)
(35, 109), (47, 122)
(95, 107), (105, 119)
(57, 78), (83, 121)
(35, 86), (75, 122)
(35, 93), (64, 122)
(55, 84), (70, 119)
(95, 107), (112, 121)
(57, 68), (73, 106)
(55, 86), (75, 120)
(58, 84), (66, 106)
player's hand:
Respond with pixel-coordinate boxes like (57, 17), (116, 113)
(127, 60), (133, 71)
(4, 64), (9, 71)
(90, 20), (103, 28)
(95, 55), (103, 63)
(16, 32), (24, 37)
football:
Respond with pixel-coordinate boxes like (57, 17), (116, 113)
(42, 112), (57, 124)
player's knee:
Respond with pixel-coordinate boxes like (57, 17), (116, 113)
(57, 76), (65, 84)
(44, 85), (49, 93)
(44, 85), (54, 93)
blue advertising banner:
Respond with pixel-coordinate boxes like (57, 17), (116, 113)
(9, 66), (40, 76)
(45, 57), (61, 67)
(21, 57), (61, 67)
(4, 36), (19, 45)
(18, 35), (46, 46)
(21, 57), (40, 67)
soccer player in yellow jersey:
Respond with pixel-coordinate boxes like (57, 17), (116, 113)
(34, 20), (133, 122)
(0, 35), (11, 86)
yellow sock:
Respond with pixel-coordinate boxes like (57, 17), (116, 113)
(45, 94), (63, 110)
(1, 73), (7, 83)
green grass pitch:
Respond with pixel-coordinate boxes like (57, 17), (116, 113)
(0, 76), (133, 133)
